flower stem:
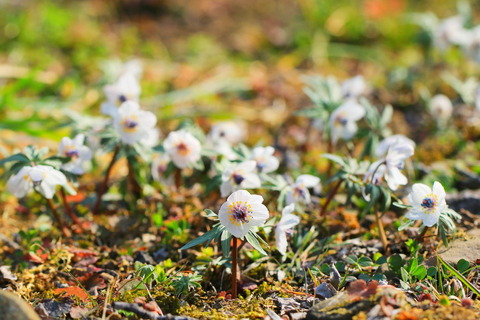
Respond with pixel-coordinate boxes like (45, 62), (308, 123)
(60, 188), (84, 231)
(320, 179), (342, 216)
(174, 168), (182, 191)
(417, 226), (429, 243)
(375, 210), (390, 254)
(326, 139), (334, 179)
(46, 198), (69, 237)
(231, 237), (238, 299)
(93, 144), (120, 215)
(127, 155), (142, 199)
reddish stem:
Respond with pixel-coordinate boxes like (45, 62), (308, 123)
(231, 237), (238, 299)
(60, 188), (84, 230)
(320, 179), (342, 216)
(93, 144), (120, 214)
(46, 198), (69, 237)
(174, 169), (182, 191)
(375, 210), (390, 254)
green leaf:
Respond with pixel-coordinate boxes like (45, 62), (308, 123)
(457, 259), (470, 274)
(181, 225), (220, 250)
(245, 231), (267, 255)
(438, 255), (480, 297)
(344, 255), (358, 265)
(322, 154), (346, 167)
(427, 266), (437, 277)
(393, 202), (411, 209)
(0, 153), (30, 166)
(358, 256), (374, 267)
(220, 230), (232, 257)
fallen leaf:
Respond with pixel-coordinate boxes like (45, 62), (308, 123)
(53, 286), (90, 302)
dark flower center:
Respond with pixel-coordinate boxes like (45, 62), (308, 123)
(118, 95), (127, 103)
(232, 203), (251, 223)
(421, 198), (435, 209)
(232, 173), (245, 185)
(124, 119), (138, 129)
(176, 142), (190, 155)
(65, 149), (79, 158)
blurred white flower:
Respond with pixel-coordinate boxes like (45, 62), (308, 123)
(341, 75), (367, 99)
(329, 101), (365, 145)
(101, 73), (141, 117)
(151, 153), (173, 185)
(208, 121), (246, 145)
(434, 16), (471, 51)
(429, 94), (453, 123)
(218, 190), (269, 238)
(364, 143), (414, 191)
(251, 146), (279, 173)
(58, 134), (92, 175)
(7, 165), (67, 199)
(275, 203), (300, 255)
(405, 181), (447, 227)
(286, 174), (321, 205)
(163, 130), (202, 169)
(113, 101), (157, 145)
(220, 160), (261, 197)
(376, 134), (416, 158)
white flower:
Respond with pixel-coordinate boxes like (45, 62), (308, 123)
(220, 161), (261, 197)
(151, 153), (173, 184)
(218, 190), (269, 238)
(286, 174), (321, 205)
(329, 101), (365, 145)
(250, 146), (279, 173)
(208, 121), (246, 145)
(341, 75), (367, 99)
(434, 16), (471, 51)
(101, 73), (141, 117)
(364, 143), (414, 191)
(7, 165), (67, 199)
(163, 130), (202, 169)
(275, 204), (300, 255)
(376, 134), (416, 158)
(429, 94), (453, 121)
(58, 134), (93, 175)
(405, 181), (447, 227)
(113, 101), (157, 145)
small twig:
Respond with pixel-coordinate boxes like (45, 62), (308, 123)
(375, 209), (390, 255)
(127, 154), (142, 199)
(93, 144), (120, 214)
(111, 302), (196, 320)
(320, 179), (342, 216)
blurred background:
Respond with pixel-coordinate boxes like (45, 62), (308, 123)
(0, 0), (477, 151)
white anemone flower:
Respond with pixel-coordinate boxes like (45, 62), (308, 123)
(405, 181), (447, 227)
(250, 146), (279, 173)
(341, 75), (367, 99)
(58, 134), (93, 175)
(329, 101), (365, 145)
(364, 143), (414, 191)
(286, 174), (321, 205)
(163, 130), (202, 169)
(218, 190), (269, 238)
(376, 134), (416, 158)
(7, 165), (67, 199)
(113, 101), (157, 145)
(275, 204), (300, 255)
(101, 73), (141, 117)
(208, 121), (246, 145)
(220, 160), (261, 197)
(429, 94), (453, 122)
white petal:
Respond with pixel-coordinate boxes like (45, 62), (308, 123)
(296, 174), (320, 188)
(275, 226), (287, 255)
(422, 212), (440, 227)
(250, 203), (269, 221)
(226, 190), (251, 202)
(220, 182), (233, 198)
(282, 203), (295, 216)
(249, 194), (264, 204)
(241, 173), (261, 189)
(405, 209), (423, 220)
(432, 181), (446, 201)
(410, 183), (431, 205)
(37, 181), (55, 199)
(237, 160), (257, 172)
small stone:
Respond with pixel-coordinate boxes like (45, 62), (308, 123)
(0, 290), (41, 320)
(315, 282), (337, 299)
